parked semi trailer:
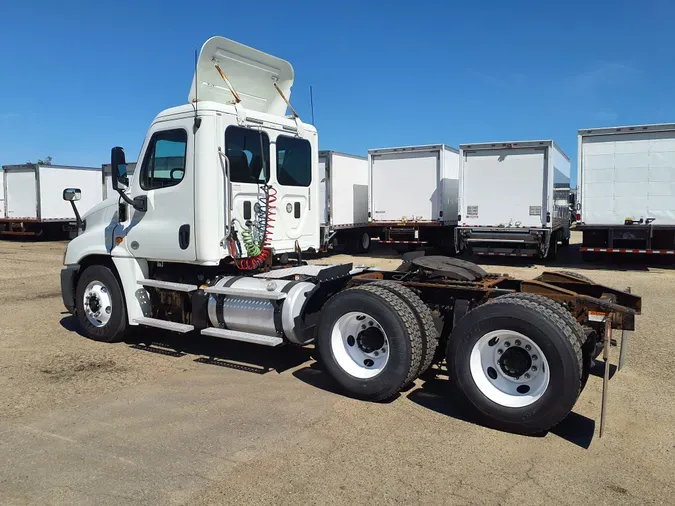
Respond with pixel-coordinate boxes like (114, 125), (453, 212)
(318, 151), (371, 253)
(1, 163), (102, 236)
(60, 36), (641, 435)
(577, 123), (675, 257)
(455, 140), (571, 259)
(367, 145), (459, 251)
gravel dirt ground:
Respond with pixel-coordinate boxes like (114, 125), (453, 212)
(0, 232), (674, 505)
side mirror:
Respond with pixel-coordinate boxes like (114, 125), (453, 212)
(111, 146), (129, 190)
(63, 188), (81, 202)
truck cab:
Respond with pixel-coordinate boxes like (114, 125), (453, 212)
(61, 36), (319, 331)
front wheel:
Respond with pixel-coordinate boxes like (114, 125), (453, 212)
(447, 294), (582, 434)
(75, 265), (128, 343)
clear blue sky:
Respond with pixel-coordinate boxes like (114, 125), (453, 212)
(1, 0), (674, 187)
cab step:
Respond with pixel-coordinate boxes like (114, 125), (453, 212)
(138, 279), (198, 292)
(201, 327), (283, 346)
(133, 317), (195, 333)
(203, 286), (287, 300)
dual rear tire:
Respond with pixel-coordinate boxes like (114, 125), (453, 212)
(316, 283), (438, 401)
(447, 293), (583, 434)
(318, 287), (585, 434)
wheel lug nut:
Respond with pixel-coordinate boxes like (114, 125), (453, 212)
(368, 321), (374, 326)
(361, 324), (366, 330)
(515, 340), (521, 346)
(381, 348), (386, 353)
(497, 349), (503, 355)
(374, 351), (379, 356)
(525, 345), (531, 351)
(532, 355), (537, 360)
(504, 342), (510, 347)
(524, 373), (530, 379)
(531, 366), (537, 372)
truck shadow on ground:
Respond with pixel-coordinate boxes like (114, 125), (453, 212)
(292, 363), (596, 449)
(61, 314), (598, 447)
(59, 315), (313, 374)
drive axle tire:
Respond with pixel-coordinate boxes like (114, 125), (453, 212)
(498, 292), (589, 393)
(75, 265), (128, 343)
(367, 281), (439, 375)
(447, 294), (582, 434)
(316, 286), (423, 401)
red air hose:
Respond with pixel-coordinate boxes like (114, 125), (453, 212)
(237, 185), (277, 270)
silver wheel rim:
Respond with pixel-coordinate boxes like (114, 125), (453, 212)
(469, 330), (550, 408)
(361, 233), (370, 250)
(331, 312), (389, 379)
(83, 280), (113, 327)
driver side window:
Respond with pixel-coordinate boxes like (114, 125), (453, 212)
(140, 129), (188, 190)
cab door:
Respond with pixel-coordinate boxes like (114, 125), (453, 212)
(225, 125), (271, 247)
(122, 119), (196, 261)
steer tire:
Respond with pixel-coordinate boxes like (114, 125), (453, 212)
(447, 294), (583, 434)
(367, 281), (439, 375)
(75, 265), (128, 343)
(316, 286), (423, 401)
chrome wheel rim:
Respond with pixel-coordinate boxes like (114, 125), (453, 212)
(83, 280), (112, 327)
(331, 312), (389, 379)
(469, 330), (550, 408)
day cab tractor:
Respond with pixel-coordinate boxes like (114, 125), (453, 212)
(60, 37), (641, 435)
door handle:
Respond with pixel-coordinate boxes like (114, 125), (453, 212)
(243, 201), (252, 220)
(294, 202), (301, 218)
(179, 224), (190, 250)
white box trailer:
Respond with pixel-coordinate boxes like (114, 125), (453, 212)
(0, 170), (5, 219)
(577, 123), (675, 256)
(455, 140), (571, 259)
(318, 151), (371, 252)
(368, 145), (459, 249)
(102, 162), (137, 200)
(0, 164), (102, 237)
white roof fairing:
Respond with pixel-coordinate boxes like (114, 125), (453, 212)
(188, 37), (294, 117)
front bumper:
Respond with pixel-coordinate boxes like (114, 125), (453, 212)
(60, 266), (79, 314)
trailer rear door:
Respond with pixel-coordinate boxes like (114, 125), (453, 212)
(581, 130), (675, 225)
(371, 150), (439, 222)
(6, 167), (37, 219)
(462, 147), (547, 227)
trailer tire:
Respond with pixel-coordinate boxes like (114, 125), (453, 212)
(546, 232), (558, 260)
(316, 286), (423, 401)
(75, 265), (128, 343)
(366, 281), (439, 375)
(356, 232), (371, 254)
(447, 294), (582, 434)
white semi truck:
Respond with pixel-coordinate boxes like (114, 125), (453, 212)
(1, 163), (102, 237)
(577, 123), (675, 257)
(455, 141), (571, 259)
(367, 145), (459, 251)
(59, 37), (641, 435)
